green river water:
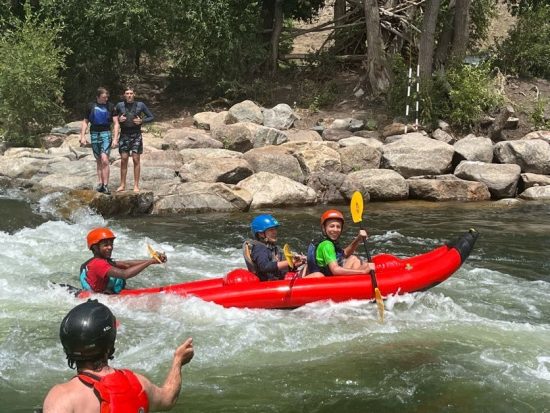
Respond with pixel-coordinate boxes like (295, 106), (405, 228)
(0, 193), (549, 412)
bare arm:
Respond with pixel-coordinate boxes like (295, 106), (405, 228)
(138, 338), (194, 411)
(107, 259), (157, 280)
(80, 119), (89, 146)
(112, 115), (120, 145)
(343, 229), (367, 258)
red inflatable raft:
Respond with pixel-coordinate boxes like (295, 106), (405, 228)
(76, 229), (478, 309)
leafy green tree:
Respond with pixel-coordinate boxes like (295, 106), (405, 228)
(0, 7), (67, 144)
(495, 6), (550, 78)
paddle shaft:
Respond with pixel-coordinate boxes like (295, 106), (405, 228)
(358, 224), (379, 289)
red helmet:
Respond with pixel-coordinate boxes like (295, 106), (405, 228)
(87, 227), (116, 249)
(320, 209), (344, 227)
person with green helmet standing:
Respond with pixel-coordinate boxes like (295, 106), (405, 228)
(42, 299), (194, 412)
(243, 214), (307, 281)
(80, 227), (166, 294)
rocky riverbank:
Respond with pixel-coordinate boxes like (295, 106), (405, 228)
(1, 99), (549, 218)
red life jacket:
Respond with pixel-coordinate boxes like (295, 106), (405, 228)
(77, 369), (149, 413)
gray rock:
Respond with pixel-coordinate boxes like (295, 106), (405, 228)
(454, 161), (521, 199)
(494, 139), (550, 174)
(306, 172), (347, 204)
(454, 136), (494, 163)
(342, 169), (408, 201)
(236, 171), (317, 209)
(227, 100), (264, 125)
(381, 134), (455, 178)
(152, 182), (252, 214)
(407, 175), (490, 201)
(518, 185), (550, 200)
(338, 145), (381, 173)
(262, 104), (297, 130)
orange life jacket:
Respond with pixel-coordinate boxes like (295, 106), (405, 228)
(78, 369), (149, 413)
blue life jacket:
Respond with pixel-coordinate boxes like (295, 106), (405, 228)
(80, 258), (126, 294)
(307, 239), (345, 276)
(89, 103), (111, 126)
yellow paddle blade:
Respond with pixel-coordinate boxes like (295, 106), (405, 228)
(147, 243), (162, 264)
(283, 244), (294, 269)
(374, 288), (385, 323)
(350, 191), (364, 224)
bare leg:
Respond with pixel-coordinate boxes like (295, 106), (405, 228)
(132, 153), (141, 192)
(343, 255), (362, 270)
(100, 153), (110, 185)
(117, 152), (129, 191)
(303, 271), (324, 278)
(95, 158), (102, 187)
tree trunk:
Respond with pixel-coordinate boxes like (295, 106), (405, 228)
(334, 0), (347, 53)
(433, 2), (455, 68)
(270, 0), (284, 74)
(418, 0), (441, 82)
(451, 0), (471, 61)
(363, 0), (390, 96)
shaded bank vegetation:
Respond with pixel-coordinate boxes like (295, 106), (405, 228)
(1, 0), (549, 145)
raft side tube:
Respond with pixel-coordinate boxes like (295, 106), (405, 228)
(447, 229), (479, 264)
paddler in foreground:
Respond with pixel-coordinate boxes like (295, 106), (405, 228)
(80, 227), (166, 294)
(306, 209), (375, 276)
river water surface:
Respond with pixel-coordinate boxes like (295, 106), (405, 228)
(1, 192), (549, 412)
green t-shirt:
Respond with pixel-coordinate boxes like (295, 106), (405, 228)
(316, 239), (338, 268)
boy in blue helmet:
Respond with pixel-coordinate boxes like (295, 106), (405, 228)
(243, 214), (306, 281)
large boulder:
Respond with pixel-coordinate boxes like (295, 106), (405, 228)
(321, 128), (353, 142)
(179, 157), (253, 184)
(163, 127), (223, 150)
(518, 185), (550, 200)
(454, 161), (521, 199)
(236, 171), (317, 209)
(408, 175), (490, 201)
(453, 135), (494, 163)
(494, 139), (550, 174)
(227, 100), (264, 125)
(342, 169), (408, 201)
(284, 141), (342, 177)
(285, 129), (323, 142)
(262, 104), (297, 130)
(212, 122), (288, 152)
(113, 150), (183, 170)
(306, 171), (347, 204)
(153, 182), (252, 214)
(52, 189), (154, 218)
(522, 130), (550, 144)
(244, 146), (305, 183)
(179, 148), (243, 163)
(338, 145), (381, 173)
(192, 111), (218, 130)
(381, 134), (455, 178)
(339, 136), (383, 150)
(520, 173), (550, 189)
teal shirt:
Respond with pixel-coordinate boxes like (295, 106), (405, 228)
(316, 239), (338, 267)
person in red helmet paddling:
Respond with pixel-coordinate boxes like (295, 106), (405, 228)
(306, 209), (375, 276)
(80, 227), (166, 294)
(42, 299), (194, 413)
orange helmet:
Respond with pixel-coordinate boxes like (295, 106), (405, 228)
(320, 209), (344, 227)
(87, 227), (116, 249)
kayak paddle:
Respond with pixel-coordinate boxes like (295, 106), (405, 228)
(350, 191), (385, 323)
(147, 243), (163, 264)
(283, 244), (295, 269)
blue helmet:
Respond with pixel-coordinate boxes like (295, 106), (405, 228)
(251, 214), (279, 237)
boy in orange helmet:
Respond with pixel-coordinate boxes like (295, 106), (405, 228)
(80, 227), (166, 294)
(307, 209), (375, 276)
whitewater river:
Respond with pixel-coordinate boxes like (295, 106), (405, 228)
(1, 190), (549, 412)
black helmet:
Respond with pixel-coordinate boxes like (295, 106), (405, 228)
(59, 299), (117, 365)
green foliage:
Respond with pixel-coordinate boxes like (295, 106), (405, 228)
(431, 63), (503, 130)
(168, 0), (265, 83)
(494, 6), (550, 79)
(469, 0), (499, 50)
(504, 0), (548, 15)
(531, 97), (550, 130)
(0, 7), (67, 145)
(387, 57), (502, 131)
